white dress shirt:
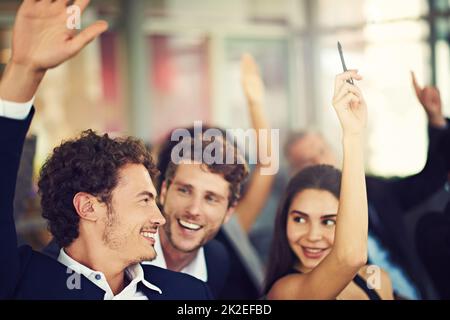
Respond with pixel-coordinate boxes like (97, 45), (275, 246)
(57, 248), (162, 300)
(143, 231), (208, 282)
(0, 97), (34, 120)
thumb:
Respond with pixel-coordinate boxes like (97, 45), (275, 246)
(67, 20), (108, 56)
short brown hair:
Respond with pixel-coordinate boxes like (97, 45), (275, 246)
(158, 126), (249, 207)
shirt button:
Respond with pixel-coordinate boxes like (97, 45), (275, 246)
(95, 274), (101, 280)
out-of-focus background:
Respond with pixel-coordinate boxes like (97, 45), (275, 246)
(1, 0), (449, 253)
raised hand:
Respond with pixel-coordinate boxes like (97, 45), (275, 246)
(332, 70), (366, 136)
(12, 0), (108, 71)
(236, 53), (276, 232)
(1, 0), (108, 102)
(411, 71), (446, 128)
(241, 53), (265, 106)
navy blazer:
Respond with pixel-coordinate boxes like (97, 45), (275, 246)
(0, 110), (212, 300)
(214, 229), (261, 299)
(44, 237), (229, 299)
(203, 238), (230, 298)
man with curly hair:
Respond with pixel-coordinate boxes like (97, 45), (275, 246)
(0, 0), (211, 300)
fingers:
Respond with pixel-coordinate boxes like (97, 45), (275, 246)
(21, 0), (37, 9)
(336, 92), (360, 107)
(73, 0), (90, 12)
(411, 71), (422, 97)
(241, 53), (260, 77)
(25, 0), (76, 13)
(334, 82), (362, 102)
(46, 0), (69, 12)
(36, 0), (59, 6)
(334, 70), (362, 94)
(423, 86), (441, 103)
(67, 20), (108, 56)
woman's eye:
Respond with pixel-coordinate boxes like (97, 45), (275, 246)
(323, 219), (336, 226)
(294, 216), (306, 223)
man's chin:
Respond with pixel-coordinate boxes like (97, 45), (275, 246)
(135, 254), (156, 264)
(173, 242), (202, 254)
(135, 249), (157, 263)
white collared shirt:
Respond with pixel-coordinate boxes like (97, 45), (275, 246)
(143, 231), (208, 282)
(57, 249), (162, 300)
(0, 97), (34, 119)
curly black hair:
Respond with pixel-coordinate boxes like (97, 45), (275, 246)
(38, 129), (158, 248)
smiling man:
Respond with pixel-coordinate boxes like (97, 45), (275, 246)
(145, 134), (249, 298)
(0, 0), (211, 300)
(159, 161), (235, 256)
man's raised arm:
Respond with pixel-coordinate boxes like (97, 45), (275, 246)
(0, 0), (107, 298)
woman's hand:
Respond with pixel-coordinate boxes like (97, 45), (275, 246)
(332, 70), (367, 136)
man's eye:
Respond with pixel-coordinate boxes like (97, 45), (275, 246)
(178, 187), (189, 194)
(323, 219), (336, 226)
(205, 195), (216, 203)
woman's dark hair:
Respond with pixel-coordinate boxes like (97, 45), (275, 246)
(263, 164), (342, 293)
(38, 129), (158, 248)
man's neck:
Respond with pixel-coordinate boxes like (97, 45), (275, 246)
(65, 241), (128, 295)
(159, 230), (198, 272)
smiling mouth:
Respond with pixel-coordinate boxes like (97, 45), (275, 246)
(301, 246), (328, 259)
(140, 231), (156, 244)
(177, 219), (202, 231)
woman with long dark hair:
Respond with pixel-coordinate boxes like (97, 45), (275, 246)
(265, 71), (394, 300)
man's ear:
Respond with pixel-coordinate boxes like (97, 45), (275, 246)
(223, 203), (236, 224)
(73, 192), (99, 222)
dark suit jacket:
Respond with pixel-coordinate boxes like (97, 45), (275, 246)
(45, 236), (229, 299)
(0, 110), (212, 300)
(214, 229), (261, 299)
(203, 239), (230, 299)
(415, 202), (450, 299)
(366, 121), (450, 296)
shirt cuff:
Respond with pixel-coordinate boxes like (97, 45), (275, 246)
(0, 96), (34, 120)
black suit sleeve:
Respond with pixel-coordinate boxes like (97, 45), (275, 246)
(0, 109), (34, 298)
(374, 120), (449, 213)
